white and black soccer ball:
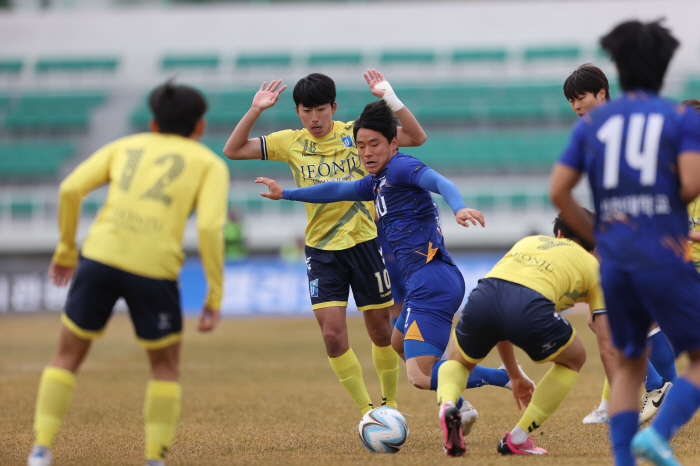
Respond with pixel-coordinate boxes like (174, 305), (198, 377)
(358, 407), (409, 453)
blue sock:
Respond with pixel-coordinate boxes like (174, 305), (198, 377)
(652, 377), (700, 440)
(466, 364), (510, 389)
(647, 331), (676, 383)
(609, 411), (638, 466)
(430, 360), (464, 409)
(644, 360), (664, 391)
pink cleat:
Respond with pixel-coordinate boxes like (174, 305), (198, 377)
(439, 401), (466, 457)
(496, 432), (547, 455)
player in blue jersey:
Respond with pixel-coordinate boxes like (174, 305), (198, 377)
(563, 63), (676, 425)
(550, 20), (700, 466)
(256, 100), (531, 441)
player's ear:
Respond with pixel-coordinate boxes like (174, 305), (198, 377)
(556, 229), (564, 239)
(596, 88), (606, 101)
(390, 136), (398, 151)
(189, 119), (206, 140)
(331, 101), (337, 114)
(149, 119), (160, 133)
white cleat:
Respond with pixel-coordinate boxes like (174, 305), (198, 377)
(583, 405), (610, 424)
(639, 380), (672, 424)
(145, 460), (165, 466)
(459, 400), (479, 436)
(27, 445), (51, 466)
(500, 363), (536, 391)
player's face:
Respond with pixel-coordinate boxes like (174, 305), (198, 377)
(296, 102), (337, 138)
(569, 89), (607, 117)
(356, 128), (398, 175)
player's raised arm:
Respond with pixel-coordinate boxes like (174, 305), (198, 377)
(364, 69), (426, 147)
(415, 168), (485, 228)
(256, 176), (370, 203)
(223, 80), (287, 160)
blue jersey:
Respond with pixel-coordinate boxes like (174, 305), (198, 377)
(558, 91), (700, 270)
(355, 153), (455, 279)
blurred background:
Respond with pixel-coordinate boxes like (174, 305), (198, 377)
(1, 0), (699, 314)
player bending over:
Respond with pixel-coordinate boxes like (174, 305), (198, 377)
(256, 100), (526, 443)
(550, 19), (700, 466)
(564, 63), (676, 425)
(27, 82), (229, 466)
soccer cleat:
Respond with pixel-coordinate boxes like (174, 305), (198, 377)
(639, 380), (672, 424)
(439, 401), (466, 457)
(497, 432), (547, 455)
(27, 445), (51, 466)
(500, 363), (536, 391)
(459, 400), (479, 436)
(582, 405), (610, 424)
(631, 426), (681, 466)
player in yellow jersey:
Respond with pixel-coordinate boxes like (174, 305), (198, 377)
(685, 100), (700, 268)
(27, 82), (229, 466)
(223, 69), (426, 416)
(437, 213), (602, 456)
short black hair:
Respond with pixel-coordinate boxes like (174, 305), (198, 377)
(683, 99), (700, 116)
(553, 210), (596, 252)
(563, 64), (611, 101)
(292, 73), (336, 108)
(149, 80), (207, 137)
(353, 100), (397, 144)
(600, 19), (679, 93)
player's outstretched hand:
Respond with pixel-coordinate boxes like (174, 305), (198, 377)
(510, 376), (535, 411)
(364, 69), (389, 99)
(198, 306), (220, 332)
(455, 208), (485, 228)
(252, 80), (287, 112)
(48, 261), (75, 287)
(256, 177), (284, 200)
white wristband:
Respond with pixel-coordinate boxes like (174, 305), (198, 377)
(375, 80), (404, 112)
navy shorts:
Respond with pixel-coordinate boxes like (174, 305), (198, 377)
(395, 260), (465, 359)
(63, 257), (182, 349)
(454, 278), (575, 364)
(601, 262), (700, 358)
(305, 238), (394, 311)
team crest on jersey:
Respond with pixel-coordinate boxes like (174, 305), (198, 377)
(309, 279), (319, 297)
(341, 134), (353, 148)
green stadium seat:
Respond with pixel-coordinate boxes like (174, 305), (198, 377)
(160, 54), (220, 70)
(524, 46), (581, 61)
(380, 50), (435, 65)
(35, 57), (119, 73)
(0, 59), (22, 74)
(452, 48), (507, 63)
(235, 53), (292, 68)
(308, 52), (363, 66)
(4, 91), (106, 132)
(0, 92), (10, 109)
(681, 77), (700, 101)
(0, 139), (75, 179)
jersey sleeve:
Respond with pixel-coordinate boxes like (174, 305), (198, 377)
(353, 174), (373, 200)
(679, 107), (700, 154)
(391, 154), (430, 186)
(557, 120), (587, 172)
(416, 168), (467, 214)
(261, 129), (294, 162)
(52, 140), (116, 267)
(283, 178), (370, 203)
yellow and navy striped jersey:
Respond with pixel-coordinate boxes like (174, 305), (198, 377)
(261, 120), (376, 250)
(485, 235), (605, 313)
(52, 132), (230, 310)
(688, 196), (700, 268)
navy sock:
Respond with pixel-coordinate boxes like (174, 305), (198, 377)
(466, 364), (510, 389)
(643, 360), (664, 391)
(652, 377), (700, 440)
(609, 411), (638, 466)
(430, 360), (464, 409)
(647, 331), (676, 383)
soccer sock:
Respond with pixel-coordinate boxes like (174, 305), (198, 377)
(609, 411), (638, 466)
(466, 364), (510, 388)
(436, 360), (470, 406)
(647, 330), (677, 383)
(33, 366), (76, 448)
(329, 348), (373, 414)
(516, 364), (578, 434)
(143, 380), (181, 461)
(600, 378), (611, 411)
(651, 377), (700, 440)
(643, 360), (664, 392)
(372, 343), (399, 409)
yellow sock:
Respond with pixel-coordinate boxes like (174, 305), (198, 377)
(34, 366), (76, 448)
(602, 377), (611, 402)
(436, 360), (470, 406)
(143, 380), (181, 461)
(329, 348), (373, 414)
(372, 343), (399, 409)
(517, 364), (578, 433)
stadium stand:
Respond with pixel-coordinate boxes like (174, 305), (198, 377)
(452, 48), (508, 63)
(4, 90), (107, 132)
(235, 53), (292, 68)
(380, 50), (436, 65)
(160, 54), (220, 70)
(0, 58), (22, 74)
(34, 57), (119, 73)
(308, 52), (363, 66)
(523, 45), (582, 61)
(0, 139), (76, 180)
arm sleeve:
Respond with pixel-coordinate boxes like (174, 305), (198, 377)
(282, 179), (371, 203)
(557, 121), (587, 171)
(196, 159), (230, 310)
(261, 130), (293, 162)
(679, 108), (700, 154)
(52, 143), (114, 267)
(415, 168), (467, 214)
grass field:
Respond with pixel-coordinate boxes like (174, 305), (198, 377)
(1, 311), (698, 466)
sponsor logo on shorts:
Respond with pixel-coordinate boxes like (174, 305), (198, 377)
(309, 279), (318, 297)
(157, 312), (172, 330)
(541, 342), (556, 351)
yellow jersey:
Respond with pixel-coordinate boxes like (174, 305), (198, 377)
(688, 196), (700, 269)
(52, 132), (230, 309)
(262, 120), (376, 250)
(485, 235), (605, 313)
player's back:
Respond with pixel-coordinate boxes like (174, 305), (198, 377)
(78, 132), (229, 279)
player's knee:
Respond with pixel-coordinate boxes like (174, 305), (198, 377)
(406, 370), (431, 390)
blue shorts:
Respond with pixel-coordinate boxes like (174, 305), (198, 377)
(601, 262), (700, 358)
(395, 259), (465, 359)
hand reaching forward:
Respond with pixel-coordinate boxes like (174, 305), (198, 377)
(256, 177), (284, 200)
(455, 208), (485, 228)
(252, 80), (287, 112)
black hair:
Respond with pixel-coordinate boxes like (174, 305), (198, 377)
(353, 100), (398, 144)
(682, 99), (700, 116)
(600, 19), (679, 93)
(563, 64), (611, 101)
(292, 73), (336, 108)
(149, 80), (207, 137)
(553, 210), (596, 252)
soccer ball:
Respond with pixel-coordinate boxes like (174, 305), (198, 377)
(357, 407), (409, 453)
